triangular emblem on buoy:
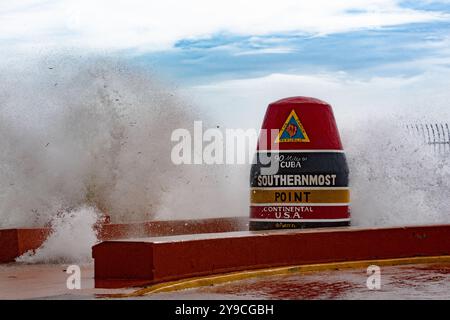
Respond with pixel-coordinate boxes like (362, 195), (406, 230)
(276, 109), (310, 143)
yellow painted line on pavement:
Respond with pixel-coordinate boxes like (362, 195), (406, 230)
(103, 255), (450, 298)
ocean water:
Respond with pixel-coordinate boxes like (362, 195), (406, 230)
(1, 56), (449, 263)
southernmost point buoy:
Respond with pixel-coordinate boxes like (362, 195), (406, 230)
(250, 97), (350, 230)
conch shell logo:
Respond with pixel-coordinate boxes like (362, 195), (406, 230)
(286, 123), (298, 137)
(276, 109), (310, 143)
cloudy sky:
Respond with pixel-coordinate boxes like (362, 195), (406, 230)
(1, 0), (450, 127)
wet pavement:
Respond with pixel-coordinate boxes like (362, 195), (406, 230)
(145, 263), (450, 300)
(0, 263), (132, 299)
(1, 262), (450, 299)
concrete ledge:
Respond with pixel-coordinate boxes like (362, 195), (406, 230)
(0, 217), (247, 263)
(92, 225), (450, 288)
(0, 228), (50, 263)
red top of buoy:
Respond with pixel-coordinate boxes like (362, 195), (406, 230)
(258, 96), (343, 151)
(271, 96), (329, 105)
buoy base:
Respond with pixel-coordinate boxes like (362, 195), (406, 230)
(249, 220), (350, 231)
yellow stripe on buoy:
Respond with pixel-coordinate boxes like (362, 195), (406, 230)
(102, 255), (450, 298)
(250, 189), (350, 204)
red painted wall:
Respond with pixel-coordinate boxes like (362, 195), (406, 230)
(93, 225), (450, 288)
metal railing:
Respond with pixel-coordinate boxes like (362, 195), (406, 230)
(406, 123), (450, 155)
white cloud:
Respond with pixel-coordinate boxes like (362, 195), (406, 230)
(189, 70), (450, 129)
(0, 0), (447, 53)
